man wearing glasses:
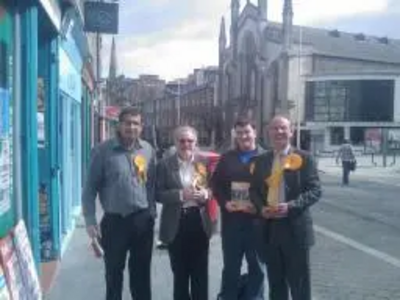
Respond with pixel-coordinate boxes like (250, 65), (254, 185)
(82, 107), (156, 300)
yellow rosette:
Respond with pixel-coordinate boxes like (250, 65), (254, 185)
(283, 153), (303, 171)
(249, 162), (255, 175)
(264, 153), (303, 207)
(133, 154), (147, 184)
(194, 162), (207, 189)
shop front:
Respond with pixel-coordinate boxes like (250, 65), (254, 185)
(58, 46), (82, 252)
(0, 0), (15, 238)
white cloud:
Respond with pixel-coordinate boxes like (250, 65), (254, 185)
(103, 0), (390, 80)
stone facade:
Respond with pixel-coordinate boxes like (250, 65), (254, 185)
(219, 0), (400, 150)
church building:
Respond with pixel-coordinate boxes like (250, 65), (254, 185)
(218, 0), (400, 152)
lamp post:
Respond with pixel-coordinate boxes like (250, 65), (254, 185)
(296, 24), (303, 149)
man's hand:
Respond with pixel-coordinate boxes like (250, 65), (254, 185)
(241, 202), (256, 214)
(225, 201), (240, 212)
(182, 188), (196, 202)
(86, 225), (100, 239)
(193, 188), (209, 204)
(261, 203), (289, 219)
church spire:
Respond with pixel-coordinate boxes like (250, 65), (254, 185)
(219, 17), (227, 49)
(231, 0), (240, 59)
(109, 36), (117, 80)
(282, 0), (293, 51)
(258, 0), (267, 20)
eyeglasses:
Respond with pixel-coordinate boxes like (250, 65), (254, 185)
(179, 139), (195, 144)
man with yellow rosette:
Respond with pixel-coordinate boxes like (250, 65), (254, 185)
(156, 126), (213, 300)
(249, 115), (322, 300)
(212, 117), (266, 300)
(82, 107), (157, 300)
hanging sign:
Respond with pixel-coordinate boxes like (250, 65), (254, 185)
(84, 1), (119, 34)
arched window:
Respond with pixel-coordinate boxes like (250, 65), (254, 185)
(239, 32), (257, 102)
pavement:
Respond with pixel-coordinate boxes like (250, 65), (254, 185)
(48, 170), (400, 300)
(317, 155), (400, 185)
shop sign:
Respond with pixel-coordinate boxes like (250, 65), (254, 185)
(39, 0), (61, 31)
(105, 106), (120, 121)
(84, 1), (119, 34)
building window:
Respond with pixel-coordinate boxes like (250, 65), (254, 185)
(330, 127), (344, 145)
(306, 80), (394, 122)
(312, 81), (347, 122)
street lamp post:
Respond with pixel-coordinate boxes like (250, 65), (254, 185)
(296, 25), (303, 149)
(177, 79), (181, 125)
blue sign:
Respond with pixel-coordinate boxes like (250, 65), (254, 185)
(0, 88), (10, 137)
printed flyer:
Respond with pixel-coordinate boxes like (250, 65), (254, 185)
(0, 235), (24, 300)
(0, 264), (10, 300)
(12, 220), (42, 299)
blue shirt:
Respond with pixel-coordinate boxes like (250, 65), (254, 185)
(238, 149), (258, 164)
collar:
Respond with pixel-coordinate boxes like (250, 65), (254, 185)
(177, 153), (195, 165)
(236, 144), (264, 155)
(112, 137), (144, 151)
(274, 144), (291, 156)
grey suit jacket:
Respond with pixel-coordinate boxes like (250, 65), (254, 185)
(249, 148), (322, 247)
(156, 153), (214, 244)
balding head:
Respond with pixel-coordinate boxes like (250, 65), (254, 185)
(269, 115), (292, 128)
(268, 115), (293, 151)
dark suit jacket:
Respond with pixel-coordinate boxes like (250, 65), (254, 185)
(156, 153), (214, 244)
(249, 148), (322, 247)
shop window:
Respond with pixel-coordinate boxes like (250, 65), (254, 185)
(350, 127), (365, 145)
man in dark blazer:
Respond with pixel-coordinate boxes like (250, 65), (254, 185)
(156, 126), (214, 300)
(250, 115), (322, 300)
(156, 153), (214, 244)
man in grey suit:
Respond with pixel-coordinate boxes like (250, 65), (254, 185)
(250, 115), (321, 300)
(156, 126), (213, 300)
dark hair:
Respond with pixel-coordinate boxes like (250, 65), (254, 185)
(234, 116), (256, 129)
(118, 106), (142, 122)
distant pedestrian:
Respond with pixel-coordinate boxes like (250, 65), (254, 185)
(82, 107), (156, 300)
(336, 139), (356, 186)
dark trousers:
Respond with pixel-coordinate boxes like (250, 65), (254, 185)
(220, 215), (265, 300)
(168, 207), (209, 300)
(266, 240), (311, 300)
(342, 161), (351, 185)
(100, 210), (154, 300)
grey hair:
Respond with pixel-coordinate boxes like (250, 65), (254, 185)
(173, 126), (198, 143)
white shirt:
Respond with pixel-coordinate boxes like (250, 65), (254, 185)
(178, 156), (198, 208)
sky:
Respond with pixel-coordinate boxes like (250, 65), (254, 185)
(101, 0), (400, 81)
